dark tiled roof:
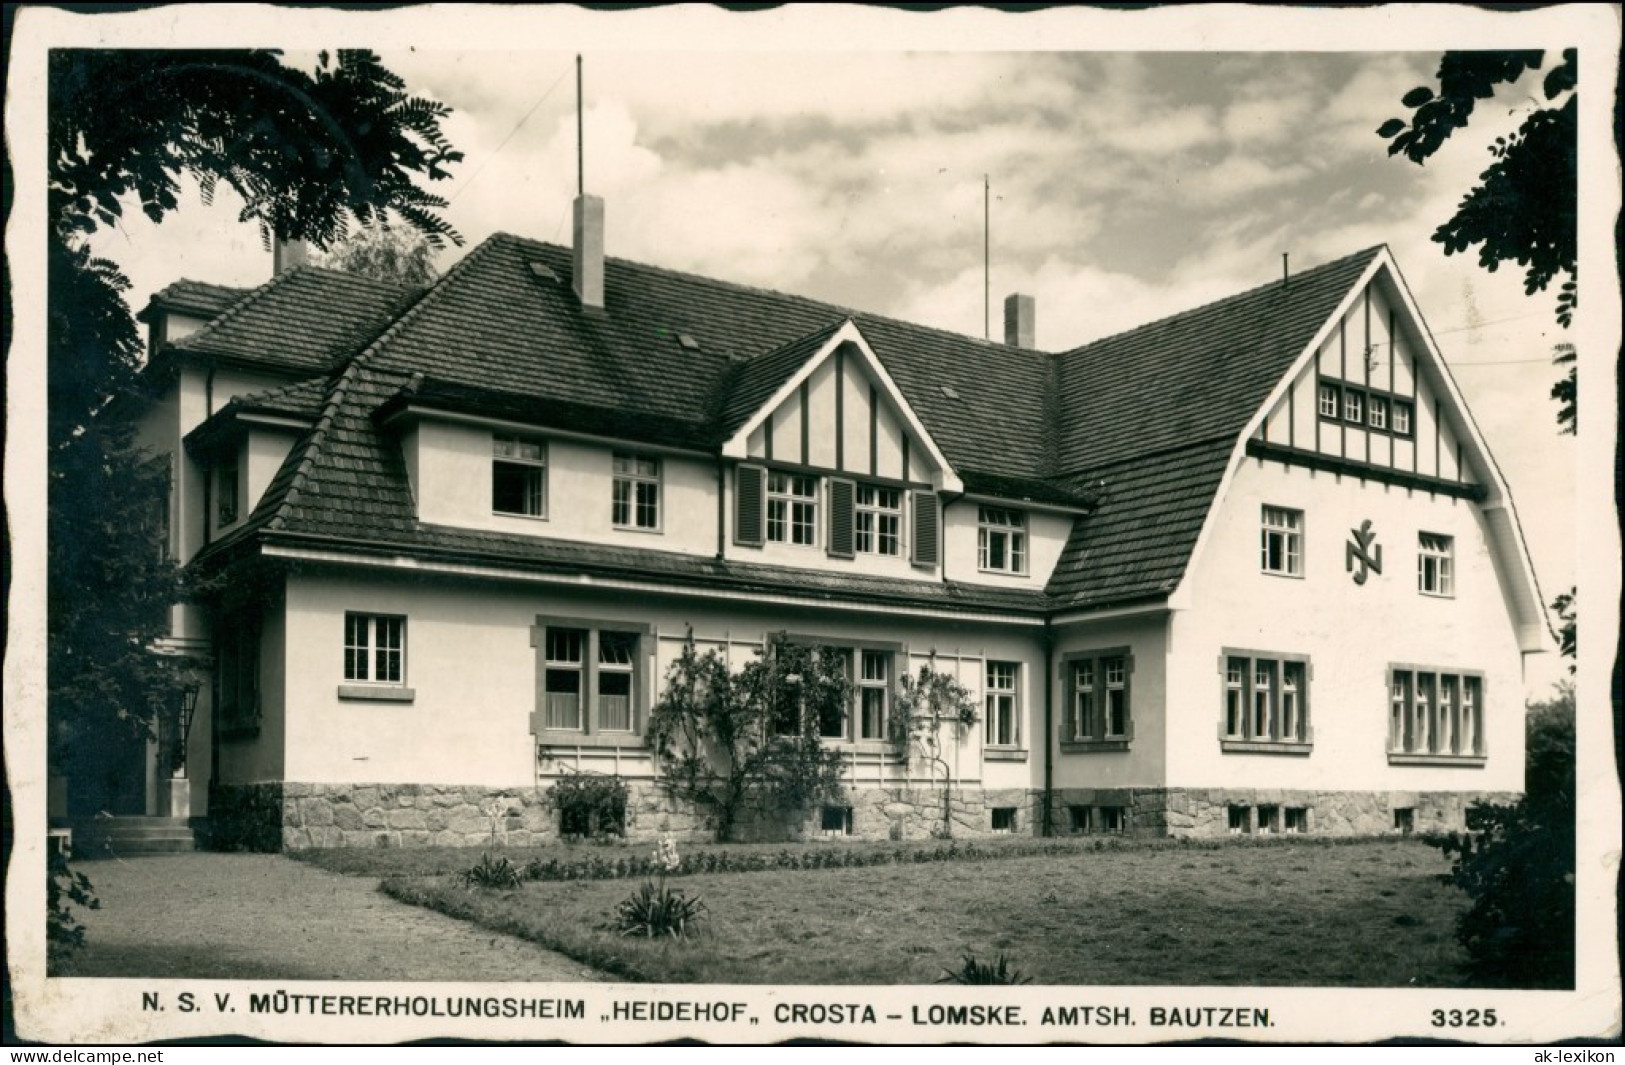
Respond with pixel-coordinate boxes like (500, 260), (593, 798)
(231, 376), (332, 420)
(1045, 440), (1234, 609)
(193, 236), (1381, 615)
(1054, 247), (1382, 475)
(718, 319), (850, 438)
(171, 266), (424, 373)
(362, 235), (1057, 478)
(138, 278), (249, 323)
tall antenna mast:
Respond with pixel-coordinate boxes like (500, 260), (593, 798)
(983, 174), (990, 341)
(576, 55), (584, 197)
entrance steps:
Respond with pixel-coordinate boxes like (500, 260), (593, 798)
(71, 816), (201, 858)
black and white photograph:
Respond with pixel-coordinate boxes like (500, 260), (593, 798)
(5, 2), (1620, 1047)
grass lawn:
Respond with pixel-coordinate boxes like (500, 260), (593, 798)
(375, 839), (1472, 986)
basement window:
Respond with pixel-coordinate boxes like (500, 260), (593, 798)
(820, 806), (853, 837)
(1256, 805), (1281, 835)
(1284, 807), (1309, 834)
(1067, 806), (1089, 834)
(1393, 808), (1415, 835)
(990, 807), (1017, 834)
(1227, 805), (1250, 835)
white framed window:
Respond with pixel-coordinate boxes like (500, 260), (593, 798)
(1393, 401), (1413, 437)
(344, 613), (405, 686)
(978, 507), (1027, 574)
(1072, 660), (1095, 742)
(534, 621), (649, 739)
(1418, 533), (1454, 597)
(493, 435), (547, 517)
(857, 649), (890, 741)
(1220, 650), (1311, 749)
(1388, 666), (1484, 761)
(984, 661), (1020, 747)
(1260, 506), (1303, 577)
(544, 628), (585, 729)
(767, 471), (818, 546)
(1343, 389), (1364, 423)
(612, 453), (660, 531)
(1368, 395), (1389, 430)
(855, 485), (902, 556)
(1318, 382), (1340, 418)
(597, 631), (637, 732)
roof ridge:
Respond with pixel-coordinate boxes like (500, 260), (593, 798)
(173, 264), (422, 354)
(1062, 245), (1385, 358)
(495, 232), (1050, 360)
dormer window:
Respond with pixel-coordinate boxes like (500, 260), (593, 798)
(493, 435), (546, 518)
(978, 506), (1027, 574)
(612, 453), (661, 531)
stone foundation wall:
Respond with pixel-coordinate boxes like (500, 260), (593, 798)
(1049, 787), (1522, 839)
(216, 780), (1521, 849)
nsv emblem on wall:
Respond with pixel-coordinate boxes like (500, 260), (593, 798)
(1346, 520), (1382, 585)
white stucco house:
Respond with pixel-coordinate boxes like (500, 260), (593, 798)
(119, 195), (1551, 848)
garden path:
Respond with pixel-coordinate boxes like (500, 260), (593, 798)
(68, 852), (609, 982)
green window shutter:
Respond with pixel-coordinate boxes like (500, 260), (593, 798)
(735, 464), (766, 547)
(828, 478), (855, 558)
(911, 490), (940, 567)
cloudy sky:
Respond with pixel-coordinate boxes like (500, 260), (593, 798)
(53, 7), (1602, 686)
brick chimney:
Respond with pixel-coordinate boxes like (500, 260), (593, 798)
(573, 194), (605, 310)
(1003, 293), (1035, 349)
(274, 238), (309, 274)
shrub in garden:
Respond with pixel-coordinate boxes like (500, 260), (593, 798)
(460, 851), (523, 890)
(550, 770), (629, 840)
(615, 838), (706, 939)
(938, 952), (1032, 985)
(48, 851), (100, 972)
(1429, 688), (1575, 988)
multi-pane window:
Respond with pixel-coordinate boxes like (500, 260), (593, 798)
(1368, 395), (1389, 430)
(767, 472), (818, 545)
(1343, 389), (1364, 423)
(1260, 506), (1303, 577)
(1389, 667), (1484, 760)
(855, 485), (902, 556)
(612, 453), (660, 530)
(1318, 383), (1340, 418)
(597, 631), (637, 731)
(539, 626), (642, 735)
(1067, 650), (1132, 746)
(218, 614), (261, 732)
(1418, 533), (1454, 597)
(858, 650), (890, 740)
(544, 628), (585, 729)
(344, 613), (405, 685)
(1392, 401), (1413, 436)
(978, 507), (1027, 574)
(984, 661), (1020, 747)
(1221, 652), (1310, 747)
(493, 435), (547, 517)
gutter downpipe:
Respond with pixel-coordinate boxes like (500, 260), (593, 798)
(1042, 617), (1055, 837)
(715, 457), (727, 560)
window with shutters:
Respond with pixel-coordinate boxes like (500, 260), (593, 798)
(1387, 665), (1485, 765)
(1061, 648), (1133, 752)
(767, 471), (818, 546)
(1218, 649), (1312, 753)
(530, 617), (653, 745)
(855, 485), (902, 556)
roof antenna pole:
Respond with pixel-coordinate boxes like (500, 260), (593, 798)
(983, 174), (990, 341)
(576, 55), (585, 197)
